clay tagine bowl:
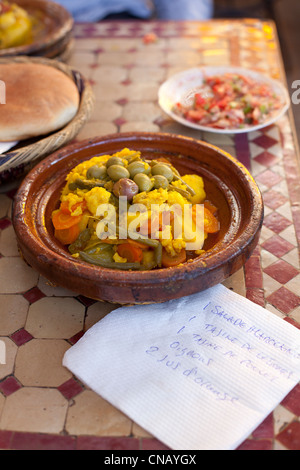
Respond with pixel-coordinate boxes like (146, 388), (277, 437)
(12, 132), (264, 305)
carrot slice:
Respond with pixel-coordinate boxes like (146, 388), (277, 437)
(203, 207), (220, 233)
(192, 205), (219, 233)
(117, 243), (143, 263)
(161, 248), (186, 268)
(60, 201), (71, 214)
(52, 210), (82, 230)
(204, 200), (218, 216)
(54, 224), (80, 245)
(60, 200), (87, 215)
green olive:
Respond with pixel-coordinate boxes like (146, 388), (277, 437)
(133, 173), (153, 192)
(152, 174), (169, 189)
(127, 161), (150, 178)
(106, 156), (125, 168)
(107, 164), (130, 181)
(86, 164), (107, 180)
(151, 163), (174, 182)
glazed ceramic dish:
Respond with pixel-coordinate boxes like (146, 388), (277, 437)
(12, 132), (264, 305)
(158, 66), (290, 134)
(0, 0), (73, 57)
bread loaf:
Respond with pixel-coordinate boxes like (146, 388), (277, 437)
(0, 62), (80, 141)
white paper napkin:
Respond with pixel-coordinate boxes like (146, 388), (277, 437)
(63, 284), (300, 450)
(0, 141), (18, 154)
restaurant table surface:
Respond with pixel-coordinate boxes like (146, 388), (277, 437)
(0, 18), (299, 451)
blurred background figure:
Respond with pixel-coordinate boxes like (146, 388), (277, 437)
(54, 0), (213, 22)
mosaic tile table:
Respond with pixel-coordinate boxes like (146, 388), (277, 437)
(0, 19), (299, 451)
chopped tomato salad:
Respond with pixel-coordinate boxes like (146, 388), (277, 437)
(174, 73), (282, 129)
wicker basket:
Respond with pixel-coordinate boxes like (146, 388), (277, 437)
(0, 55), (95, 185)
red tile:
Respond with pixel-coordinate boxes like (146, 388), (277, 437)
(284, 317), (300, 329)
(5, 188), (18, 199)
(246, 288), (265, 307)
(276, 421), (300, 450)
(251, 245), (261, 257)
(76, 295), (96, 307)
(10, 328), (33, 346)
(116, 98), (129, 105)
(255, 169), (282, 188)
(113, 117), (127, 126)
(93, 47), (104, 53)
(0, 376), (22, 396)
(236, 438), (272, 450)
(254, 151), (279, 167)
(123, 63), (136, 70)
(263, 212), (292, 234)
(252, 413), (274, 439)
(23, 287), (46, 304)
(57, 377), (83, 400)
(141, 438), (170, 450)
(281, 384), (300, 416)
(266, 287), (300, 314)
(11, 432), (76, 450)
(263, 259), (299, 284)
(263, 190), (288, 210)
(234, 133), (251, 170)
(292, 207), (300, 246)
(244, 256), (263, 288)
(252, 134), (278, 149)
(261, 235), (294, 257)
(76, 436), (140, 450)
(0, 219), (11, 230)
(0, 430), (13, 449)
(68, 330), (85, 345)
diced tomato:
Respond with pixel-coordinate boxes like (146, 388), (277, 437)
(215, 96), (230, 109)
(174, 72), (280, 130)
(194, 93), (205, 106)
(186, 109), (207, 122)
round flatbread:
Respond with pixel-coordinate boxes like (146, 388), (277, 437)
(0, 62), (80, 141)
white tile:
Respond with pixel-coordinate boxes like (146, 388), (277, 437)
(281, 248), (300, 269)
(262, 272), (282, 297)
(279, 224), (297, 247)
(276, 202), (293, 221)
(284, 274), (300, 296)
(261, 248), (278, 268)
